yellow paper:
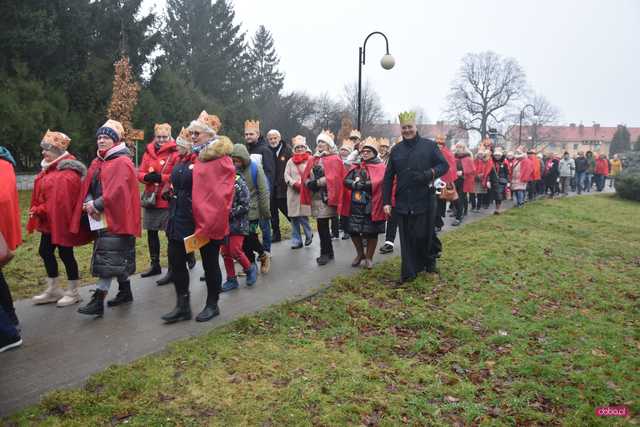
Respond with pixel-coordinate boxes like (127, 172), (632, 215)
(184, 233), (210, 253)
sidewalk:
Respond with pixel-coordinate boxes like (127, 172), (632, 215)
(0, 193), (595, 416)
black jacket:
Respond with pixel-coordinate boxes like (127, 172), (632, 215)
(574, 156), (588, 173)
(247, 136), (276, 192)
(269, 140), (292, 199)
(383, 134), (449, 215)
(166, 156), (195, 241)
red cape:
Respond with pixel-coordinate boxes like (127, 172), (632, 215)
(474, 158), (494, 188)
(339, 161), (386, 222)
(28, 155), (92, 247)
(529, 155), (541, 180)
(137, 140), (178, 209)
(439, 146), (458, 184)
(510, 157), (533, 182)
(300, 153), (344, 208)
(0, 159), (21, 250)
(595, 158), (609, 176)
(72, 154), (141, 237)
(192, 155), (236, 240)
(457, 155), (476, 193)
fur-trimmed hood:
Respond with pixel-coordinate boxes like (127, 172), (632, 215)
(198, 136), (234, 162)
(58, 158), (87, 178)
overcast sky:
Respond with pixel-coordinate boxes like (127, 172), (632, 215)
(144, 0), (639, 127)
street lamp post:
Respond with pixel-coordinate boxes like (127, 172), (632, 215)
(518, 103), (537, 148)
(357, 31), (395, 132)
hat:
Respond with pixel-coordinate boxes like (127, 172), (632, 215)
(361, 137), (380, 156)
(41, 130), (71, 151)
(176, 127), (192, 149)
(96, 119), (124, 142)
(340, 139), (354, 153)
(493, 147), (504, 157)
(435, 134), (446, 145)
(398, 111), (417, 126)
(188, 111), (221, 135)
(349, 129), (361, 140)
(291, 135), (308, 148)
(244, 120), (260, 134)
(378, 138), (391, 148)
(154, 123), (172, 137)
(527, 148), (536, 155)
(316, 130), (336, 151)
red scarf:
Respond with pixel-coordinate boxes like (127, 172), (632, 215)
(292, 152), (310, 165)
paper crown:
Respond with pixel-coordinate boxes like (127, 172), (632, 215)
(176, 127), (192, 148)
(349, 129), (362, 139)
(378, 138), (391, 147)
(291, 135), (307, 147)
(244, 119), (260, 133)
(340, 139), (354, 152)
(398, 111), (417, 125)
(316, 129), (335, 147)
(154, 123), (172, 136)
(200, 111), (221, 133)
(361, 137), (380, 154)
(41, 130), (71, 151)
(102, 119), (124, 140)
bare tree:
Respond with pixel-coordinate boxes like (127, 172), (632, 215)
(502, 93), (561, 151)
(410, 106), (429, 124)
(445, 51), (527, 139)
(309, 92), (345, 147)
(343, 80), (385, 135)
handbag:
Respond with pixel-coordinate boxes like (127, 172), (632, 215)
(439, 182), (459, 201)
(0, 232), (15, 268)
(141, 156), (170, 208)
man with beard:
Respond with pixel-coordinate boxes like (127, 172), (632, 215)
(382, 112), (449, 283)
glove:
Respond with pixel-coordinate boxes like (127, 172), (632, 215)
(144, 172), (162, 183)
(306, 179), (319, 192)
(293, 182), (301, 192)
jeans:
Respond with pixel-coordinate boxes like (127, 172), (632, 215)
(291, 216), (312, 246)
(514, 190), (525, 206)
(97, 275), (128, 292)
(0, 306), (19, 341)
(575, 171), (586, 194)
(259, 218), (272, 253)
(595, 174), (606, 192)
(585, 173), (593, 192)
(559, 176), (570, 194)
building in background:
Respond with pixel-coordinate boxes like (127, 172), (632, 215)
(370, 121), (469, 147)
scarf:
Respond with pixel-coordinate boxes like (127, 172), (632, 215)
(292, 152), (310, 165)
(40, 151), (70, 171)
(97, 143), (126, 161)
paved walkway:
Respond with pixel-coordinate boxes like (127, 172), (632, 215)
(1, 192), (600, 415)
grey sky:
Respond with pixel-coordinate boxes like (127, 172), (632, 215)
(144, 0), (639, 127)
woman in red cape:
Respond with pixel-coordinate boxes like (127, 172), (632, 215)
(509, 148), (532, 207)
(0, 146), (22, 327)
(339, 137), (386, 269)
(452, 142), (475, 224)
(300, 131), (344, 266)
(471, 150), (494, 212)
(72, 119), (141, 317)
(28, 130), (91, 307)
(189, 110), (236, 322)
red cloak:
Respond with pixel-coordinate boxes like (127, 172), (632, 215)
(137, 140), (178, 209)
(529, 155), (541, 180)
(474, 158), (494, 188)
(439, 146), (458, 184)
(300, 153), (344, 208)
(339, 161), (386, 222)
(27, 155), (92, 247)
(72, 153), (141, 237)
(0, 159), (21, 250)
(595, 158), (609, 176)
(457, 155), (476, 193)
(192, 155), (236, 240)
(510, 157), (533, 182)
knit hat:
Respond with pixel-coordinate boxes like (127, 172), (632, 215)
(96, 119), (124, 142)
(349, 129), (361, 140)
(360, 137), (380, 156)
(291, 135), (308, 149)
(244, 120), (260, 134)
(188, 111), (221, 135)
(41, 130), (71, 152)
(154, 123), (172, 138)
(176, 127), (192, 149)
(316, 130), (336, 151)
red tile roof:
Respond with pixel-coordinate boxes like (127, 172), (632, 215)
(511, 124), (640, 142)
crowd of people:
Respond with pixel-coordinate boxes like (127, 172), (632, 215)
(0, 110), (620, 353)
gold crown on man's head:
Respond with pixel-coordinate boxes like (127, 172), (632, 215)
(398, 111), (417, 126)
(41, 130), (71, 150)
(154, 123), (172, 136)
(349, 129), (362, 139)
(244, 120), (260, 133)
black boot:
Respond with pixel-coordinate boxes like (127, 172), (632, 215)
(161, 293), (192, 323)
(141, 258), (162, 278)
(195, 303), (219, 322)
(187, 253), (196, 270)
(78, 289), (106, 316)
(107, 280), (133, 307)
(156, 269), (173, 286)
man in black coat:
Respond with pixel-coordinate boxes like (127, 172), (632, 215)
(383, 112), (449, 283)
(266, 129), (292, 242)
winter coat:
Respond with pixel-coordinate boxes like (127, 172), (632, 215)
(595, 158), (609, 176)
(232, 144), (271, 221)
(284, 156), (312, 217)
(229, 173), (250, 235)
(574, 156), (588, 173)
(558, 158), (575, 177)
(269, 141), (292, 199)
(27, 154), (91, 247)
(544, 158), (560, 186)
(382, 134), (449, 215)
(309, 154), (339, 219)
(0, 155), (21, 251)
(166, 154), (196, 241)
(91, 231), (136, 278)
(510, 157), (529, 191)
(137, 141), (178, 209)
(342, 158), (386, 235)
(586, 155), (596, 173)
(247, 136), (276, 192)
(492, 159), (509, 202)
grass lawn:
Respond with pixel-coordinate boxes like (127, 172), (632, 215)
(5, 194), (640, 426)
(4, 191), (294, 300)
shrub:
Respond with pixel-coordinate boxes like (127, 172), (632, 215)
(614, 167), (640, 201)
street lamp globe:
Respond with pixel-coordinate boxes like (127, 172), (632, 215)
(381, 54), (395, 70)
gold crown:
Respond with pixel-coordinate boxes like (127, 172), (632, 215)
(244, 119), (260, 133)
(197, 111), (222, 133)
(378, 138), (390, 147)
(41, 130), (71, 150)
(361, 136), (379, 151)
(176, 127), (191, 147)
(340, 139), (354, 151)
(398, 111), (417, 125)
(291, 135), (307, 147)
(349, 129), (361, 139)
(102, 119), (124, 139)
(154, 123), (172, 137)
(322, 129), (335, 140)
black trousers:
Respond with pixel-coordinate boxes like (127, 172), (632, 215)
(147, 230), (161, 263)
(39, 233), (79, 280)
(317, 217), (335, 256)
(0, 271), (17, 324)
(270, 196), (289, 239)
(385, 210), (398, 242)
(242, 223), (265, 264)
(200, 240), (222, 306)
(454, 179), (467, 219)
(331, 217), (340, 237)
(168, 238), (190, 296)
(397, 200), (440, 282)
